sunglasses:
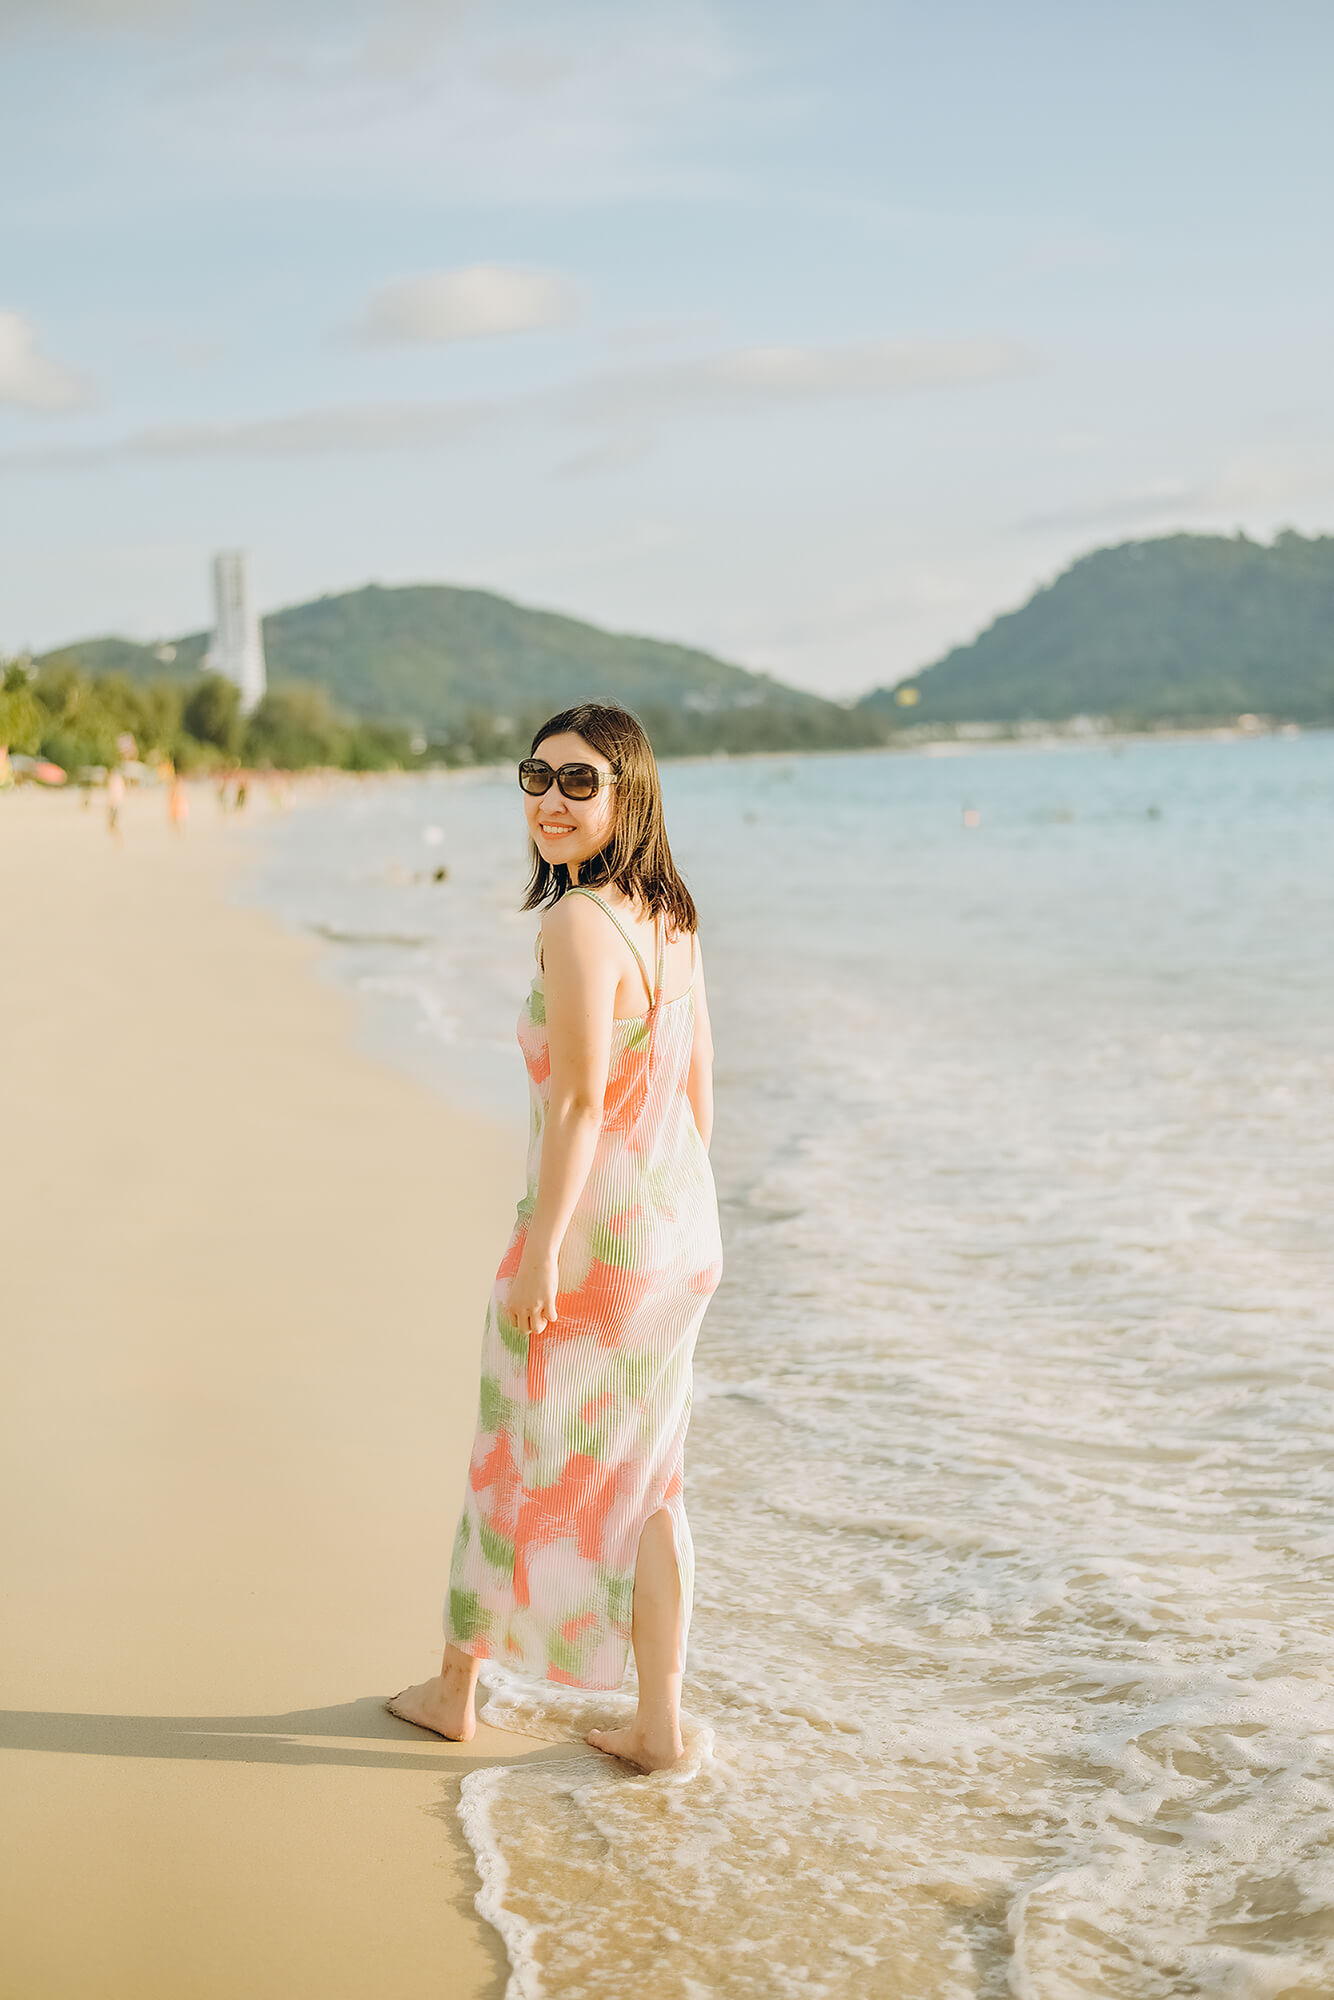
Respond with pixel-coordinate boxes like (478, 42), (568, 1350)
(518, 758), (617, 802)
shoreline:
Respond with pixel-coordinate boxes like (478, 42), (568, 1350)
(6, 712), (1324, 812)
(0, 784), (548, 2000)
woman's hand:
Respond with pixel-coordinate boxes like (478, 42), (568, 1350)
(505, 1245), (560, 1338)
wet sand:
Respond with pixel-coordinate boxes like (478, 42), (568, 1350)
(0, 782), (546, 2000)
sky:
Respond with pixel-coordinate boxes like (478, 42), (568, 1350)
(2, 0), (1332, 697)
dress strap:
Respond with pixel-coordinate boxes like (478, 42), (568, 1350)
(653, 915), (667, 1009)
(563, 887), (654, 1010)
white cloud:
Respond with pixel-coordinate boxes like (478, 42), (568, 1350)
(140, 400), (491, 456)
(638, 337), (1033, 406)
(0, 311), (86, 409)
(1022, 478), (1203, 533)
(0, 333), (1035, 467)
(555, 337), (1035, 467)
(348, 266), (577, 345)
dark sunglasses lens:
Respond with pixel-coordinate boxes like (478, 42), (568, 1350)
(519, 761), (553, 794)
(558, 764), (599, 800)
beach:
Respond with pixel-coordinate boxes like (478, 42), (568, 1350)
(4, 739), (1333, 1998)
(0, 782), (543, 2000)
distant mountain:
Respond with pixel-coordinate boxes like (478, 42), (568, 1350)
(861, 531), (1334, 728)
(37, 580), (874, 747)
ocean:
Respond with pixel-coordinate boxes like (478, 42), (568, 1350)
(244, 731), (1334, 1999)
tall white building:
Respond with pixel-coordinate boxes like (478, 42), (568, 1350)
(206, 550), (267, 714)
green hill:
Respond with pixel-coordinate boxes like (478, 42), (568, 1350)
(38, 580), (878, 751)
(862, 530), (1334, 728)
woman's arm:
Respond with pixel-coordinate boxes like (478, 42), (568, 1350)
(505, 896), (619, 1339)
(686, 938), (715, 1153)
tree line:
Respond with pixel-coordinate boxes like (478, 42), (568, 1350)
(0, 657), (890, 776)
(1, 660), (432, 774)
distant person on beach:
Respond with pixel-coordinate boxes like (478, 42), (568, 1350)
(389, 702), (722, 1773)
(105, 767), (124, 838)
(167, 768), (188, 834)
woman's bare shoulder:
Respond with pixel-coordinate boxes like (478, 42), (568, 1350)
(537, 892), (621, 970)
(541, 892), (610, 938)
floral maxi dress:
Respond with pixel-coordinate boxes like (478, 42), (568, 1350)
(443, 887), (724, 1689)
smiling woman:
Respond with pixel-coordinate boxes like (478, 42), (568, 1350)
(389, 702), (723, 1774)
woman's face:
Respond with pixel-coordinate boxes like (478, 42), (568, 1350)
(523, 730), (618, 877)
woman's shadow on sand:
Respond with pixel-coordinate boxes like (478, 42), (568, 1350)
(0, 1695), (581, 1774)
(0, 1699), (578, 2000)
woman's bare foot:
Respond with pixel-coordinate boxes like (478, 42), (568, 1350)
(386, 1663), (477, 1742)
(587, 1720), (684, 1773)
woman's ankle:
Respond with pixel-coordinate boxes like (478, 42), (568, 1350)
(635, 1705), (682, 1745)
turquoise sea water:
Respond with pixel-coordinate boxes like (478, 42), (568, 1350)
(246, 732), (1334, 1999)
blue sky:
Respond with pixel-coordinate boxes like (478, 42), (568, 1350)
(2, 0), (1331, 695)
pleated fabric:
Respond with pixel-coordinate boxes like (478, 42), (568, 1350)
(443, 889), (724, 1689)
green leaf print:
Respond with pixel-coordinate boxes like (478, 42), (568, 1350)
(478, 1373), (513, 1434)
(642, 1157), (683, 1213)
(529, 986), (545, 1026)
(567, 1401), (617, 1460)
(601, 1568), (634, 1631)
(611, 1348), (666, 1400)
(548, 1623), (592, 1679)
(498, 1308), (528, 1362)
(478, 1518), (516, 1578)
(590, 1219), (642, 1271)
(450, 1588), (492, 1644)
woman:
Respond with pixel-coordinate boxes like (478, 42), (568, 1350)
(389, 703), (723, 1773)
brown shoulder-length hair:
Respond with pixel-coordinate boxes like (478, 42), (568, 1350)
(520, 701), (698, 934)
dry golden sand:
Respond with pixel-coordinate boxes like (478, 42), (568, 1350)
(0, 781), (557, 2000)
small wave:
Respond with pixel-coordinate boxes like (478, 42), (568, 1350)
(308, 922), (430, 947)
